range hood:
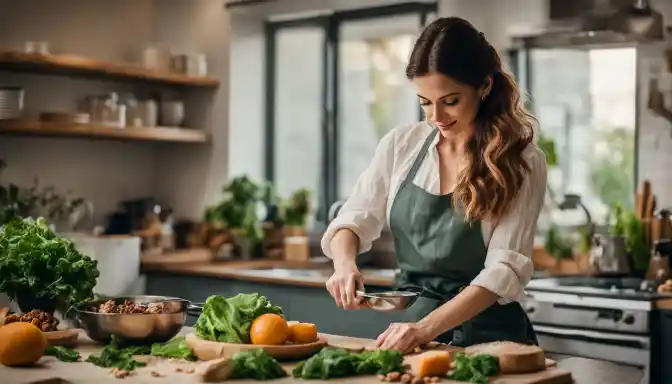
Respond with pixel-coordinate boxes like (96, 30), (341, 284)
(511, 0), (665, 49)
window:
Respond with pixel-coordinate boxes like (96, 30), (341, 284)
(265, 3), (437, 226)
(337, 14), (422, 199)
(514, 47), (637, 225)
(272, 26), (325, 210)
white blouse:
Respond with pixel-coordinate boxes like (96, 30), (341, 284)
(321, 122), (548, 304)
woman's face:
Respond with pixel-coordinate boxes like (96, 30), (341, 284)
(412, 72), (490, 138)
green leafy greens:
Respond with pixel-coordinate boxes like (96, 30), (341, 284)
(230, 349), (287, 380)
(86, 343), (148, 371)
(194, 293), (283, 343)
(150, 336), (196, 361)
(0, 217), (99, 309)
(86, 336), (197, 371)
(45, 345), (81, 362)
(292, 347), (404, 379)
(449, 352), (499, 384)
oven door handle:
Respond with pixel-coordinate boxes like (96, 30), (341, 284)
(534, 325), (650, 348)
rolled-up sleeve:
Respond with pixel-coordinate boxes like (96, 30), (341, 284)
(321, 131), (395, 259)
(470, 147), (547, 304)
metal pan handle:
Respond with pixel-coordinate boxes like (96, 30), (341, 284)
(186, 302), (203, 317)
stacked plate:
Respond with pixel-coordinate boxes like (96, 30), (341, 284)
(0, 87), (24, 120)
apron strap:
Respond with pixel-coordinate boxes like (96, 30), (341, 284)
(401, 127), (439, 187)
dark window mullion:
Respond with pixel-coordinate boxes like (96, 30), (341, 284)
(326, 15), (339, 217)
(263, 22), (276, 183)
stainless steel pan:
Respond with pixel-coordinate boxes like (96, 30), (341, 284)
(71, 295), (203, 344)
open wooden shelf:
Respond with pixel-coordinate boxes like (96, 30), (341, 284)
(0, 120), (210, 143)
(0, 51), (219, 88)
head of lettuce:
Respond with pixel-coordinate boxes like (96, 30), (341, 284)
(194, 293), (284, 344)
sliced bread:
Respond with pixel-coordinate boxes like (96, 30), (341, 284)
(464, 341), (546, 374)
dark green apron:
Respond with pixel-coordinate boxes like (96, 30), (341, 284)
(388, 128), (537, 347)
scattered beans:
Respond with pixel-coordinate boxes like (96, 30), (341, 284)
(109, 368), (133, 379)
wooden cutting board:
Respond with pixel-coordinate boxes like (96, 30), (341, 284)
(185, 332), (328, 360)
(0, 330), (572, 384)
(326, 334), (572, 384)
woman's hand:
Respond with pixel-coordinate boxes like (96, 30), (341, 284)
(375, 322), (434, 354)
(326, 260), (366, 310)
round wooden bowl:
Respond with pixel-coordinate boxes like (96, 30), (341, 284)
(44, 328), (79, 347)
(185, 333), (327, 361)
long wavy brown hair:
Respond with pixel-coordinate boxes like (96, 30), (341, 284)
(406, 17), (535, 222)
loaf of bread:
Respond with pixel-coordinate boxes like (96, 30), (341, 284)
(465, 341), (546, 374)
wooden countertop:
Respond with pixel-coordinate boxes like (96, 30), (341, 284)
(141, 249), (672, 311)
(0, 328), (636, 384)
(140, 248), (396, 288)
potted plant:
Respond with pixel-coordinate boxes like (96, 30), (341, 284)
(0, 217), (99, 315)
(1, 159), (92, 232)
(541, 223), (582, 275)
(282, 188), (311, 236)
(281, 188), (311, 262)
(205, 176), (263, 259)
(610, 203), (649, 275)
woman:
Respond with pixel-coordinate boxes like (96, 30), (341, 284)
(322, 17), (547, 353)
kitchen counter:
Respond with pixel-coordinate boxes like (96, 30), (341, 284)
(141, 248), (396, 288)
(0, 328), (640, 384)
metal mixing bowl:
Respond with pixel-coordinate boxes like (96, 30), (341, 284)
(355, 290), (421, 312)
(72, 295), (203, 344)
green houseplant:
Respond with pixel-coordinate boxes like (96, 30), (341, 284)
(282, 188), (311, 231)
(205, 176), (264, 258)
(1, 159), (91, 231)
(610, 203), (649, 273)
(0, 217), (99, 314)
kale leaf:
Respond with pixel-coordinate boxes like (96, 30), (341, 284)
(292, 347), (404, 379)
(45, 345), (81, 362)
(230, 349), (287, 380)
(86, 344), (148, 371)
(449, 352), (499, 384)
(150, 336), (196, 361)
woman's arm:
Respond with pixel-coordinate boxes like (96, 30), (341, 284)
(423, 146), (548, 338)
(322, 129), (396, 308)
(329, 229), (360, 268)
(321, 130), (396, 263)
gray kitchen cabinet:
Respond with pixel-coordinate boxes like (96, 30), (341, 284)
(144, 273), (408, 339)
(651, 310), (672, 384)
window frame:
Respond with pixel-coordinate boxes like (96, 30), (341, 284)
(264, 2), (438, 225)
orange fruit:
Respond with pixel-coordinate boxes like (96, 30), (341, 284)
(249, 314), (289, 345)
(288, 322), (318, 343)
(0, 322), (47, 366)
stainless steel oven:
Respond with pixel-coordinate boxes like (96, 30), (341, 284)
(522, 287), (652, 384)
(535, 325), (649, 384)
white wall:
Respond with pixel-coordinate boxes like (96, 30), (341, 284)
(438, 0), (548, 51)
(0, 0), (230, 223)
